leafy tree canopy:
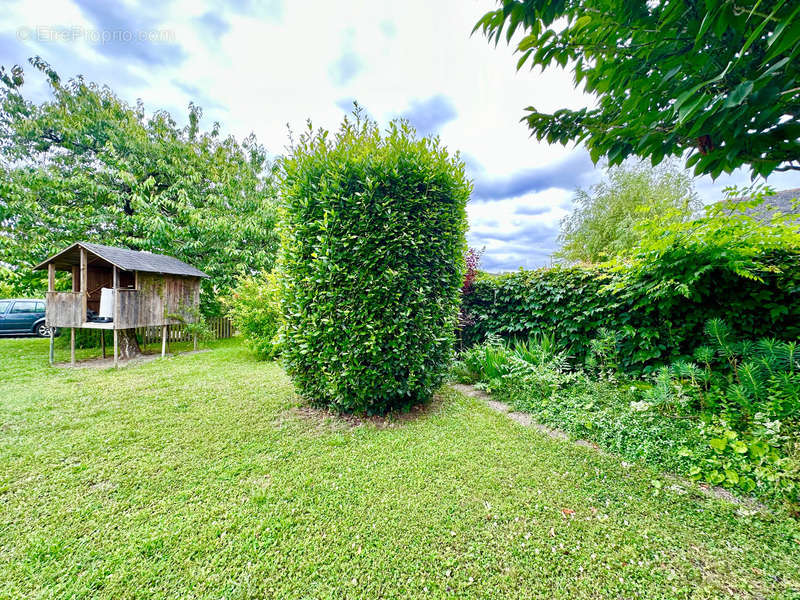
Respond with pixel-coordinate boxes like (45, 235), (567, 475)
(556, 160), (701, 263)
(620, 184), (800, 297)
(0, 58), (279, 315)
(475, 0), (800, 178)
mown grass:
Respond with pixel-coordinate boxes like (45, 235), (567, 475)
(1, 337), (799, 599)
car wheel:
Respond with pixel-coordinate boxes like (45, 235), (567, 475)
(36, 323), (51, 337)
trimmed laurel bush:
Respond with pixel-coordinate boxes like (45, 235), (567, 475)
(279, 115), (470, 414)
(223, 271), (282, 360)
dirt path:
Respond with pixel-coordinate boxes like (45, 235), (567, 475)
(54, 349), (210, 369)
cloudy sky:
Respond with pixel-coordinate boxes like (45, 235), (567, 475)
(3, 0), (798, 271)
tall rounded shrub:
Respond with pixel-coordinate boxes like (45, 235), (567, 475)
(279, 116), (470, 414)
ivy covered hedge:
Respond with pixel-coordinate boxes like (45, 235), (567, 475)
(462, 253), (800, 373)
(279, 116), (469, 414)
(463, 195), (800, 373)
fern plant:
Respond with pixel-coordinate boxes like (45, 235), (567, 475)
(705, 318), (737, 365)
(668, 320), (799, 425)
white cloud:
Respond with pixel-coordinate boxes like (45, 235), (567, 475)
(398, 94), (457, 135)
(2, 0), (798, 271)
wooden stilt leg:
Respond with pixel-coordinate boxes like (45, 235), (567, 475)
(49, 327), (54, 365)
(70, 328), (76, 366)
(101, 330), (106, 359)
(162, 324), (167, 358)
(113, 329), (119, 368)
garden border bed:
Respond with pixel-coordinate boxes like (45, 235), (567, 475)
(450, 383), (768, 513)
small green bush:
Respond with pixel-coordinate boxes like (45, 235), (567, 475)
(279, 115), (470, 414)
(223, 271), (282, 360)
(462, 266), (637, 365)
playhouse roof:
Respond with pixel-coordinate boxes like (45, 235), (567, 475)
(34, 242), (209, 278)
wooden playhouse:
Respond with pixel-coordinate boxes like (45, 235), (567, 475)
(34, 242), (209, 366)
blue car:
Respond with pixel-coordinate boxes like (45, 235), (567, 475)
(0, 299), (55, 337)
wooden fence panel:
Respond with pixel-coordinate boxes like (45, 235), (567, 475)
(136, 317), (236, 346)
(208, 317), (237, 339)
(46, 291), (84, 328)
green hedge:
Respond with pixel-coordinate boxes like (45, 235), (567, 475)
(279, 117), (469, 414)
(462, 253), (800, 372)
(54, 327), (109, 350)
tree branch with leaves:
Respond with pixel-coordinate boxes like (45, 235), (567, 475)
(475, 0), (800, 178)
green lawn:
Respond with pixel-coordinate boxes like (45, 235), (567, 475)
(1, 338), (799, 599)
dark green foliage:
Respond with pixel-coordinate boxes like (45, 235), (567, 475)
(464, 260), (800, 373)
(475, 0), (800, 177)
(279, 115), (470, 414)
(54, 328), (109, 350)
(463, 266), (613, 364)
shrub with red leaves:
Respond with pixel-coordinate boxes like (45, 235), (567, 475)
(457, 247), (484, 344)
(462, 247), (484, 294)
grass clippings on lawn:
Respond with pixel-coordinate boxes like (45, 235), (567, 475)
(1, 337), (799, 599)
(287, 397), (444, 430)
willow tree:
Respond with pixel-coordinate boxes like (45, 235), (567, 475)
(556, 160), (701, 263)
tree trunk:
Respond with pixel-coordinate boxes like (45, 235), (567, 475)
(118, 328), (143, 360)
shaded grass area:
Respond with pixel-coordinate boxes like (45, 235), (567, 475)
(1, 338), (799, 599)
